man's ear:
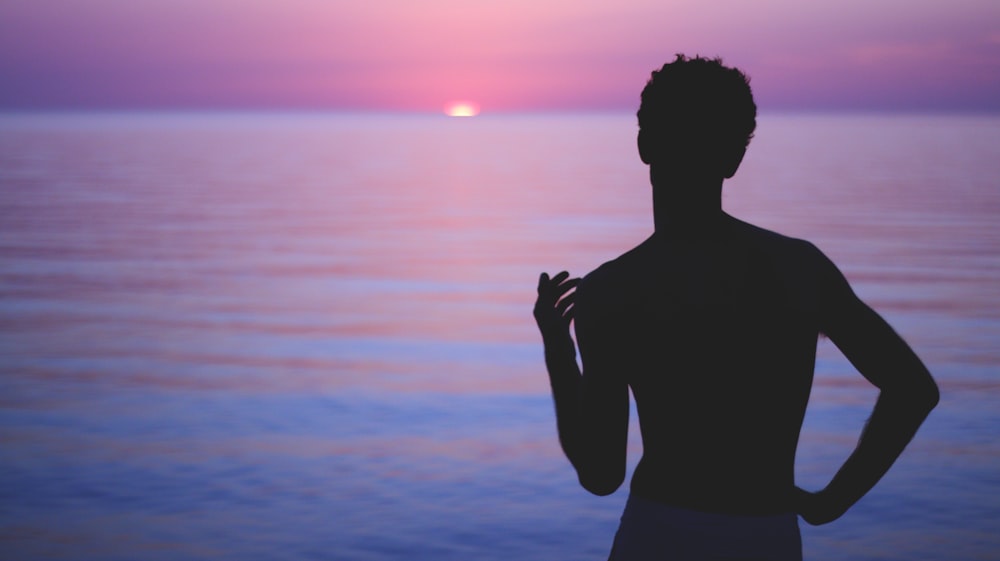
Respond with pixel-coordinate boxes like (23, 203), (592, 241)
(637, 129), (653, 165)
(721, 146), (746, 179)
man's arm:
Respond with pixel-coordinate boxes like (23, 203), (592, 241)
(534, 272), (585, 467)
(797, 249), (940, 525)
(535, 271), (629, 496)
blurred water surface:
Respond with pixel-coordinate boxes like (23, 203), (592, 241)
(1, 112), (999, 560)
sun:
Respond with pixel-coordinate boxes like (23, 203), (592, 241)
(444, 101), (480, 117)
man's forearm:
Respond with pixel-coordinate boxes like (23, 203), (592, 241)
(544, 334), (584, 468)
(820, 388), (938, 518)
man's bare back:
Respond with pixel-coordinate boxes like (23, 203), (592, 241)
(575, 214), (844, 514)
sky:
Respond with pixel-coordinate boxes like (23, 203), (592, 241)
(1, 0), (998, 113)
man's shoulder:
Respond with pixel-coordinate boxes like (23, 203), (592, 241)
(731, 218), (817, 255)
(732, 219), (850, 303)
(572, 247), (637, 315)
(581, 238), (654, 287)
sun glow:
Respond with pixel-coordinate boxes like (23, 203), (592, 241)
(444, 101), (480, 117)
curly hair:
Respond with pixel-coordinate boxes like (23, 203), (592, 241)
(637, 54), (757, 170)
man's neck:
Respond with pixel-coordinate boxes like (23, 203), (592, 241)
(650, 167), (727, 236)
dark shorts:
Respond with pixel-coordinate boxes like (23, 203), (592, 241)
(608, 495), (803, 561)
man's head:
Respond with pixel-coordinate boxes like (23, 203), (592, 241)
(637, 55), (757, 180)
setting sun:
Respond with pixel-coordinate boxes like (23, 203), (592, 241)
(444, 101), (480, 117)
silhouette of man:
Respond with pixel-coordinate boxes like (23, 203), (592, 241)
(533, 55), (939, 560)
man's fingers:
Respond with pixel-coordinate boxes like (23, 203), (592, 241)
(556, 293), (576, 318)
(537, 272), (550, 293)
(538, 271), (577, 298)
(537, 272), (579, 323)
(554, 277), (580, 298)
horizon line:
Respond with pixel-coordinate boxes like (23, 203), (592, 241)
(2, 106), (999, 117)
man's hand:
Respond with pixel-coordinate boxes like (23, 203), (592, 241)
(795, 486), (847, 526)
(534, 271), (579, 355)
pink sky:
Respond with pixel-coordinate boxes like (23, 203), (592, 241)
(1, 0), (998, 112)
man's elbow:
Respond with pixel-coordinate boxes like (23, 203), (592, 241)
(919, 380), (940, 413)
(909, 373), (940, 413)
(886, 377), (940, 416)
(578, 469), (624, 497)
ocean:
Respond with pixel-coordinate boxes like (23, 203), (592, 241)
(1, 112), (998, 560)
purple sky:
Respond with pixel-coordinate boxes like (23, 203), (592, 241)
(2, 0), (999, 112)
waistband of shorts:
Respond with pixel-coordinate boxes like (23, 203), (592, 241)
(623, 494), (799, 527)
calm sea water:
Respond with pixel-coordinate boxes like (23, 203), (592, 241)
(1, 112), (999, 560)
